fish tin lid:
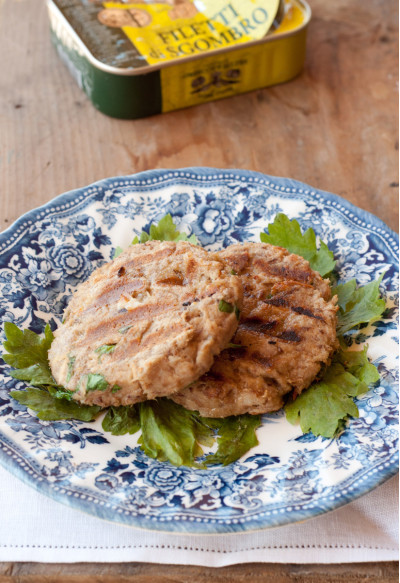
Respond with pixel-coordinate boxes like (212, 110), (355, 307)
(49, 0), (287, 73)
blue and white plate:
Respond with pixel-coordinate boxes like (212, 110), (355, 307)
(0, 168), (398, 533)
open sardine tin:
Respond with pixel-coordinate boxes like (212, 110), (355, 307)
(47, 0), (311, 119)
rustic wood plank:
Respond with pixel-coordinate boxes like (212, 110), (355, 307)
(0, 561), (398, 582)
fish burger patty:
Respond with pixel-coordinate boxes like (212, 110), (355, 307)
(171, 242), (338, 417)
(48, 240), (243, 407)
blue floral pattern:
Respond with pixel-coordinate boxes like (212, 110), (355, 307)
(0, 168), (398, 533)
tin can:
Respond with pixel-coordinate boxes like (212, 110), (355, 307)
(47, 0), (311, 119)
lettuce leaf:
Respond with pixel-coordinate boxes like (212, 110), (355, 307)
(285, 346), (379, 438)
(260, 213), (336, 277)
(203, 414), (261, 467)
(138, 399), (214, 467)
(138, 400), (261, 468)
(102, 406), (141, 435)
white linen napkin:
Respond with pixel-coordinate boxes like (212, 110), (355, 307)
(0, 464), (397, 565)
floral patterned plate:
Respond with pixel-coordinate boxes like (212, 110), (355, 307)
(0, 168), (398, 534)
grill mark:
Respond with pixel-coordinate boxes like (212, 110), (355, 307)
(240, 316), (302, 343)
(291, 306), (324, 320)
(90, 279), (146, 309)
(156, 275), (186, 286)
(264, 294), (324, 321)
(251, 351), (272, 368)
(254, 258), (311, 283)
(185, 257), (198, 281)
(240, 318), (278, 334)
(122, 247), (174, 270)
(224, 346), (247, 361)
(265, 296), (324, 321)
(113, 321), (187, 360)
(86, 303), (174, 342)
(203, 369), (226, 383)
(264, 296), (289, 307)
(277, 330), (302, 342)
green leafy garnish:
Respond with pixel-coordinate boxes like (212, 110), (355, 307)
(102, 406), (141, 435)
(8, 363), (55, 387)
(333, 274), (386, 335)
(260, 213), (336, 277)
(2, 322), (260, 467)
(138, 399), (214, 467)
(10, 387), (101, 421)
(66, 355), (76, 382)
(94, 344), (117, 357)
(49, 386), (78, 401)
(113, 246), (124, 259)
(285, 346), (379, 438)
(86, 373), (109, 393)
(2, 322), (55, 386)
(3, 324), (102, 420)
(218, 299), (234, 313)
(137, 399), (261, 468)
(2, 214), (388, 466)
(203, 414), (261, 467)
(132, 214), (197, 245)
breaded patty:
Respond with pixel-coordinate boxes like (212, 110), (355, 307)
(48, 240), (242, 407)
(171, 242), (338, 417)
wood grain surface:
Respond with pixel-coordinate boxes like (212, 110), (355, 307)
(1, 0), (398, 233)
(0, 0), (398, 580)
(0, 561), (399, 583)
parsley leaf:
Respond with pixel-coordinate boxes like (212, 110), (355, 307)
(260, 213), (336, 277)
(218, 300), (240, 320)
(66, 355), (76, 382)
(10, 387), (101, 421)
(9, 363), (56, 387)
(218, 299), (234, 313)
(86, 373), (109, 392)
(2, 323), (59, 388)
(94, 344), (117, 359)
(333, 274), (386, 334)
(3, 324), (103, 420)
(102, 406), (141, 435)
(285, 346), (379, 438)
(132, 214), (197, 245)
(2, 321), (54, 372)
(48, 386), (78, 401)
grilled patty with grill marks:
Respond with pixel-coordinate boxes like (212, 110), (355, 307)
(170, 242), (338, 417)
(48, 240), (243, 407)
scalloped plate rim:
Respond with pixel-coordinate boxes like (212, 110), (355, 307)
(0, 167), (398, 534)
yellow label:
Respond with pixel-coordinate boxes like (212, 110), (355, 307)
(160, 0), (307, 112)
(102, 1), (280, 65)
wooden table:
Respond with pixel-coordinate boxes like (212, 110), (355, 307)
(0, 0), (398, 580)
